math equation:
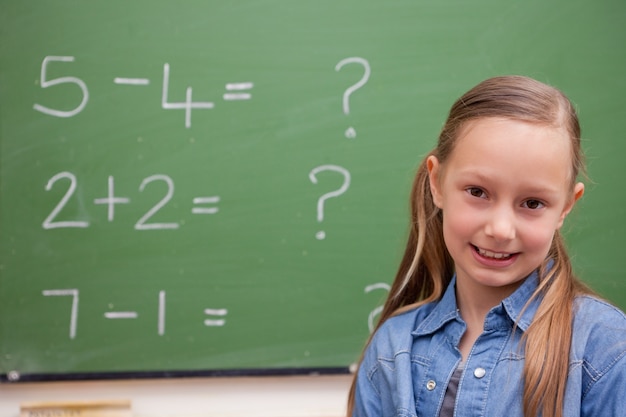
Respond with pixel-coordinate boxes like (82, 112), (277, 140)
(33, 56), (253, 128)
(19, 55), (385, 379)
(42, 172), (219, 230)
(40, 289), (227, 341)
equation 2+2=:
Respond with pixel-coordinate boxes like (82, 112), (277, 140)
(42, 289), (228, 339)
(42, 172), (219, 230)
(33, 56), (253, 128)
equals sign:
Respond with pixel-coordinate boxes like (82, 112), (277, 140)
(223, 82), (253, 101)
(192, 196), (220, 214)
(204, 308), (228, 327)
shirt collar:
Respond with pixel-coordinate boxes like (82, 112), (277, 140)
(412, 266), (545, 336)
(500, 268), (542, 332)
(411, 276), (461, 336)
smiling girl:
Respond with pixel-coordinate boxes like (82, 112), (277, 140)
(349, 76), (626, 417)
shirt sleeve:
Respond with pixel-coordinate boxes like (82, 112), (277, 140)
(352, 356), (383, 417)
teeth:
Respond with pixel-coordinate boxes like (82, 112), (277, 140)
(477, 247), (512, 259)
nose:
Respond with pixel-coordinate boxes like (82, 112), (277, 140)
(484, 205), (516, 242)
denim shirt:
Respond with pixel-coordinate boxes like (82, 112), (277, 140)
(353, 271), (626, 416)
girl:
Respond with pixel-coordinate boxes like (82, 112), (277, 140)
(349, 76), (626, 417)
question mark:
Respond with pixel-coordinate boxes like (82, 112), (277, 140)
(364, 283), (390, 332)
(335, 57), (371, 139)
(309, 164), (351, 240)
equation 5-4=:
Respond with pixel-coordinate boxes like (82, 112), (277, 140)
(33, 56), (253, 129)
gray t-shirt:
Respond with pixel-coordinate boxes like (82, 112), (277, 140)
(439, 365), (463, 417)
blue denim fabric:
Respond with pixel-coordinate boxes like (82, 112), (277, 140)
(353, 270), (626, 416)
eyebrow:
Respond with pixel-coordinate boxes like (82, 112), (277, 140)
(455, 170), (564, 196)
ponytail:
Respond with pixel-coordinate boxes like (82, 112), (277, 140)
(346, 156), (454, 416)
(522, 232), (593, 417)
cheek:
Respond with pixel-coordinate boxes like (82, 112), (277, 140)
(441, 207), (476, 244)
(518, 219), (558, 253)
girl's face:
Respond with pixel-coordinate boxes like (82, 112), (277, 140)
(427, 117), (584, 301)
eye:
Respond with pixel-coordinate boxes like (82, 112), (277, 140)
(522, 199), (545, 210)
(466, 187), (486, 199)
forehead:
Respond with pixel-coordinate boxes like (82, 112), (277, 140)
(445, 117), (573, 187)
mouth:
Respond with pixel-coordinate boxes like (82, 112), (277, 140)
(472, 245), (515, 260)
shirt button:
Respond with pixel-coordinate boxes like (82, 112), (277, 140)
(426, 380), (437, 390)
(474, 367), (486, 379)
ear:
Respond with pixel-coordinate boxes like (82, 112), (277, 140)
(427, 155), (443, 209)
(557, 182), (584, 228)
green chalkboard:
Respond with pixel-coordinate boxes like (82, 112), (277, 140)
(1, 0), (625, 381)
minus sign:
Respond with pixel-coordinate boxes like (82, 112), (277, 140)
(114, 77), (150, 85)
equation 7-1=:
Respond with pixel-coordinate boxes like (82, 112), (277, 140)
(42, 289), (228, 339)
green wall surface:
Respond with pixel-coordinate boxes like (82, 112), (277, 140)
(1, 0), (625, 381)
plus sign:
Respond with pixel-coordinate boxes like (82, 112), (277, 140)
(94, 176), (130, 221)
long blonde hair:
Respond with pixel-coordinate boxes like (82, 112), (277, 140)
(348, 75), (594, 417)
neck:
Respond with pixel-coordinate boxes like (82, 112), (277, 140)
(455, 276), (522, 361)
(455, 276), (521, 327)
